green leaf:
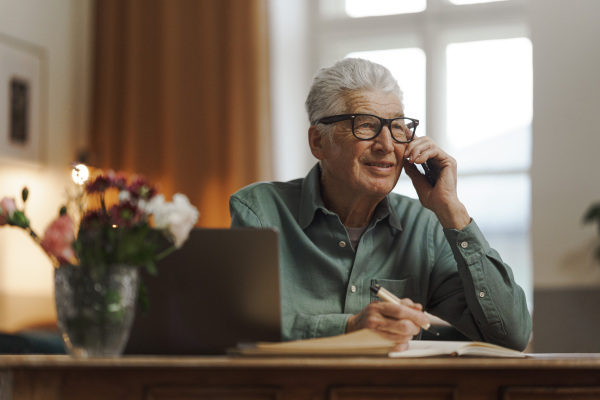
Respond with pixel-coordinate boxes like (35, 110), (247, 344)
(21, 187), (29, 202)
(137, 280), (150, 314)
(9, 210), (30, 229)
(145, 260), (158, 276)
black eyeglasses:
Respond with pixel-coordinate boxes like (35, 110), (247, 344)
(316, 114), (419, 143)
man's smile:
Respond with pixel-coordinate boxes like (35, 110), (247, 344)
(365, 162), (394, 169)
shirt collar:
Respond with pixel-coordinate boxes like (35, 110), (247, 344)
(373, 196), (403, 231)
(298, 163), (403, 231)
(299, 164), (328, 229)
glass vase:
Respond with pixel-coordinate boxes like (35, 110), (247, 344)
(54, 264), (139, 358)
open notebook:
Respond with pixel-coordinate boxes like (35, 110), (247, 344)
(233, 329), (525, 358)
(124, 227), (281, 355)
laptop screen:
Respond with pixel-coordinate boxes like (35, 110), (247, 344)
(124, 227), (281, 355)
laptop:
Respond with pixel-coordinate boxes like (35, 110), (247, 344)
(124, 227), (281, 355)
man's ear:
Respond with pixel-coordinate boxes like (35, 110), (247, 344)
(308, 126), (326, 160)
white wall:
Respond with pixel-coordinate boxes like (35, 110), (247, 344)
(529, 0), (600, 350)
(530, 0), (600, 289)
(0, 0), (93, 331)
(268, 0), (316, 181)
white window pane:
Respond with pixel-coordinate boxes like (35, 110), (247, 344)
(446, 37), (532, 173)
(458, 173), (532, 309)
(347, 48), (426, 136)
(458, 174), (530, 232)
(394, 173), (530, 232)
(452, 125), (531, 174)
(449, 0), (508, 4)
(345, 0), (426, 17)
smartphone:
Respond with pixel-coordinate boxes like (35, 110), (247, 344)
(416, 160), (437, 186)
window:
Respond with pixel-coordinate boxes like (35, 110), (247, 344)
(313, 0), (533, 307)
(345, 0), (426, 17)
(446, 38), (532, 173)
(450, 0), (508, 4)
(342, 0), (511, 17)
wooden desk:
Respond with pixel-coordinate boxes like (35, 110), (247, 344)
(2, 355), (600, 400)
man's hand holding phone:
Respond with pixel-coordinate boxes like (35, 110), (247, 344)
(402, 136), (471, 230)
(417, 160), (437, 186)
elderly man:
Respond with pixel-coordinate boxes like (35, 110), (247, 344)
(229, 58), (531, 351)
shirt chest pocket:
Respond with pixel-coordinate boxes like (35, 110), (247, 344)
(370, 277), (420, 305)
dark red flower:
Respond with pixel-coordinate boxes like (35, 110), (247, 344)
(85, 174), (112, 194)
(80, 210), (107, 230)
(127, 176), (157, 200)
(109, 201), (142, 227)
(109, 172), (128, 190)
(85, 171), (128, 194)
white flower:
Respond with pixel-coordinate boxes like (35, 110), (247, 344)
(147, 193), (199, 248)
(118, 190), (132, 203)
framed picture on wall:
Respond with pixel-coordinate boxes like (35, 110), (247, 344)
(0, 33), (45, 165)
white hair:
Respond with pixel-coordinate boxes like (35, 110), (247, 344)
(305, 58), (404, 134)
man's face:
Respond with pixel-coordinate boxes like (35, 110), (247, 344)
(314, 90), (407, 202)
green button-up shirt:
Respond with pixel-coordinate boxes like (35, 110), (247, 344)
(230, 164), (532, 350)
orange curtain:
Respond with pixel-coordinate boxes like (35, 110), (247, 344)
(90, 0), (272, 227)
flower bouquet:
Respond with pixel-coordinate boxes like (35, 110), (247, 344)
(0, 169), (199, 357)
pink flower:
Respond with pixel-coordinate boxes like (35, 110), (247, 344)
(41, 215), (76, 265)
(0, 197), (17, 226)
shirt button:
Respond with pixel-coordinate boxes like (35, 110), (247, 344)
(351, 285), (357, 293)
(339, 241), (347, 248)
(479, 291), (485, 298)
(461, 241), (469, 248)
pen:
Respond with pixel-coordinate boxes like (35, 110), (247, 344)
(370, 284), (440, 337)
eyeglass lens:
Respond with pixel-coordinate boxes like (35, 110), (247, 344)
(353, 115), (414, 142)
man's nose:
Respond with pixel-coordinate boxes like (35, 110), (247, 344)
(374, 124), (395, 152)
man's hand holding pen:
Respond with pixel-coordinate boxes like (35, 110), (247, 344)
(345, 287), (432, 352)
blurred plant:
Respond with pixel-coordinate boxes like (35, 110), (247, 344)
(584, 202), (600, 261)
